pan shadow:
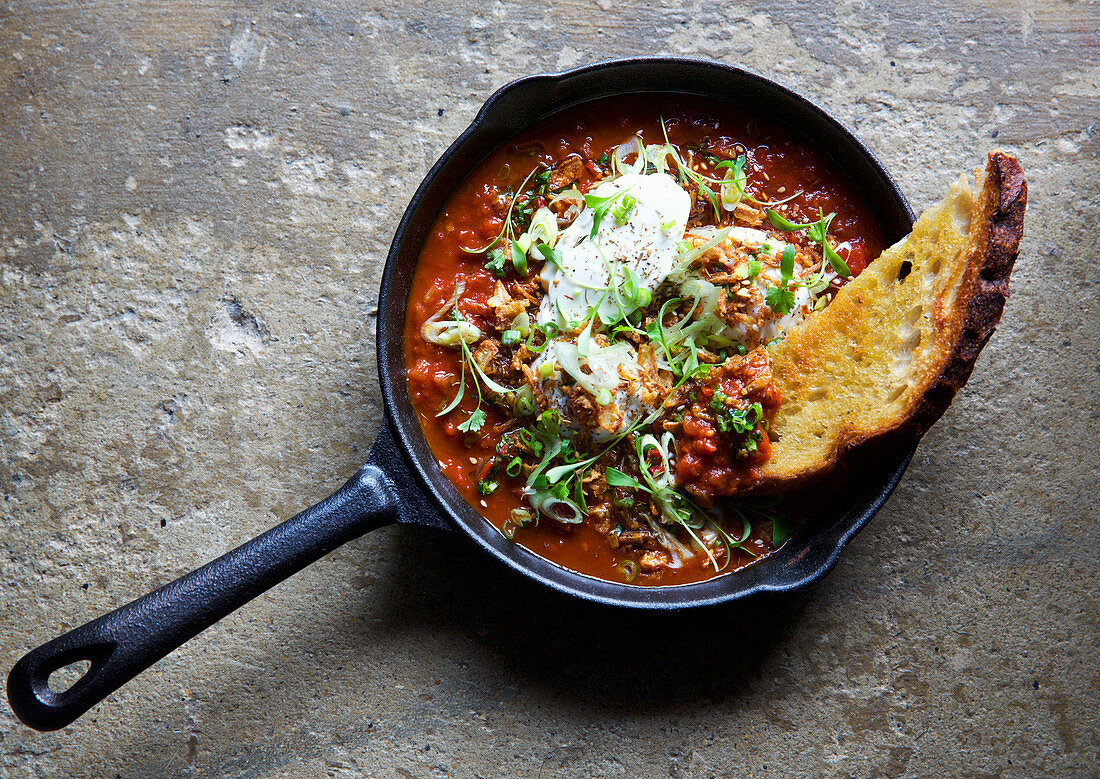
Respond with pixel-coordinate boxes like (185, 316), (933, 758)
(360, 440), (914, 714)
(373, 523), (817, 712)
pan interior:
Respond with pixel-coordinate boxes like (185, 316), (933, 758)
(376, 58), (915, 609)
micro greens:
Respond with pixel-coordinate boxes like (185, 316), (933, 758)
(657, 121), (802, 221)
(732, 497), (790, 547)
(585, 186), (635, 239)
(606, 433), (748, 572)
(533, 242), (562, 267)
(605, 467), (645, 490)
(436, 288), (515, 434)
(765, 244), (798, 316)
(462, 166), (542, 273)
(511, 240), (528, 275)
(766, 208), (852, 277)
(710, 514), (754, 567)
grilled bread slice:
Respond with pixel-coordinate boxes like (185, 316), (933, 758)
(752, 151), (1027, 493)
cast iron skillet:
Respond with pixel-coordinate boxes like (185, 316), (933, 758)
(7, 57), (916, 732)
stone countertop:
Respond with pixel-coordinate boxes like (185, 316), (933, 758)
(1, 1), (1097, 777)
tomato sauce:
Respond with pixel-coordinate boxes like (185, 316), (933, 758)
(404, 94), (886, 585)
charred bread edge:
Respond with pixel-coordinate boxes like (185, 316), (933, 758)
(902, 151), (1026, 436)
(749, 151), (1028, 495)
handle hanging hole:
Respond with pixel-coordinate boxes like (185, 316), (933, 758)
(47, 660), (91, 693)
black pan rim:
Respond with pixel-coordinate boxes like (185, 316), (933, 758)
(376, 57), (917, 610)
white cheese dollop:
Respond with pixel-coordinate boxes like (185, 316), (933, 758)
(537, 172), (691, 328)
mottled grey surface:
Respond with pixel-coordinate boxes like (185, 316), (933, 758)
(1, 0), (1098, 776)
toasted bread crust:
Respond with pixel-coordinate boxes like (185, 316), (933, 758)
(896, 151), (1026, 439)
(748, 152), (1027, 494)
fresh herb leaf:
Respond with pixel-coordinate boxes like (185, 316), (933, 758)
(511, 240), (528, 276)
(765, 284), (796, 315)
(458, 407), (487, 433)
(780, 244), (796, 278)
(747, 259), (762, 280)
(766, 210), (802, 233)
(533, 242), (562, 267)
(485, 247), (507, 278)
(585, 187), (634, 239)
(823, 240), (852, 277)
(605, 467), (646, 490)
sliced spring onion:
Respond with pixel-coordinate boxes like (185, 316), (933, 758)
(542, 498), (584, 524)
(717, 156), (748, 211)
(511, 311), (531, 338)
(526, 206), (559, 250)
(527, 490), (584, 524)
(612, 193), (637, 223)
(616, 559), (639, 582)
(612, 135), (645, 175)
(420, 281), (481, 347)
(670, 226), (732, 277)
(512, 384), (536, 416)
(554, 340), (633, 397)
(421, 319), (482, 347)
(501, 329), (521, 346)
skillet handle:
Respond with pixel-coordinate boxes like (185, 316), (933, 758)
(6, 464), (398, 732)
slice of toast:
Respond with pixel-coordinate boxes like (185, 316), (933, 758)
(752, 151), (1027, 493)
